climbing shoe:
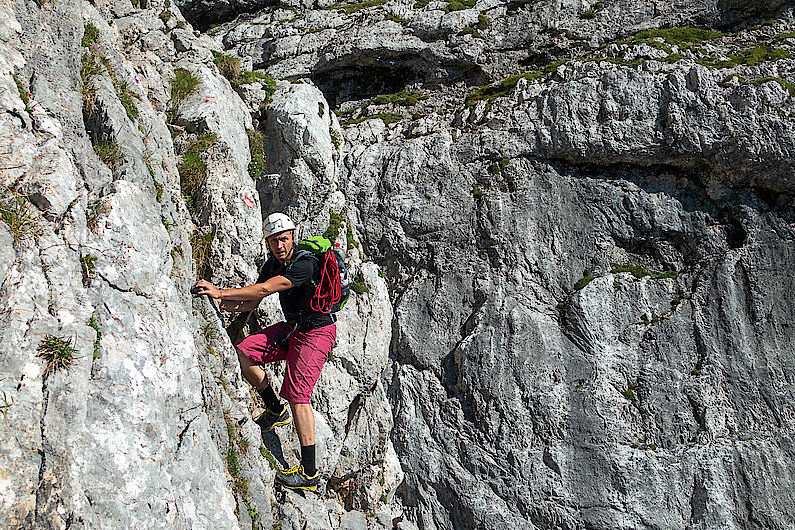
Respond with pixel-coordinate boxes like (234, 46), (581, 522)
(275, 464), (320, 491)
(255, 404), (290, 431)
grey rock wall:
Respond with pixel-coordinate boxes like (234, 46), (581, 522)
(2, 0), (795, 528)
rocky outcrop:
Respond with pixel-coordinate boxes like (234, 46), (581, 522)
(2, 0), (795, 528)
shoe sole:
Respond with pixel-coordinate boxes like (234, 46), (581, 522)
(279, 484), (318, 492)
(259, 417), (291, 430)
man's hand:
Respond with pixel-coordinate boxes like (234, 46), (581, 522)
(220, 299), (260, 312)
(194, 279), (221, 300)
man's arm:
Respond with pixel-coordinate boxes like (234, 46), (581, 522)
(195, 276), (294, 302)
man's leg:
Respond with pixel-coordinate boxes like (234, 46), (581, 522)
(236, 346), (267, 390)
(236, 324), (290, 428)
(290, 402), (316, 476)
(274, 324), (336, 490)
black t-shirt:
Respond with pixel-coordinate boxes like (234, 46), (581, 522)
(257, 252), (334, 329)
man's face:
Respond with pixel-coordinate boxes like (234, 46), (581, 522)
(267, 231), (294, 263)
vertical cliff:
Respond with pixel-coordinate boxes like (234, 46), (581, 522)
(1, 0), (794, 528)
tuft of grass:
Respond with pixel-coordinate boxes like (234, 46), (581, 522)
(488, 158), (509, 174)
(623, 385), (639, 408)
(465, 60), (566, 106)
(0, 191), (41, 243)
(341, 112), (403, 126)
(326, 0), (386, 14)
(373, 90), (428, 107)
(114, 81), (140, 122)
(92, 139), (121, 169)
(86, 201), (107, 232)
(580, 11), (596, 19)
(223, 411), (259, 525)
(329, 126), (342, 151)
(190, 229), (214, 278)
(259, 446), (278, 470)
(159, 9), (172, 25)
(629, 27), (724, 47)
(169, 68), (200, 122)
(178, 133), (217, 212)
(460, 27), (482, 38)
(318, 101), (325, 118)
(12, 74), (32, 113)
(212, 50), (241, 85)
(351, 278), (370, 295)
(574, 269), (597, 290)
(477, 14), (491, 30)
(471, 183), (483, 199)
(37, 335), (77, 375)
(443, 0), (475, 13)
(87, 316), (102, 359)
(753, 76), (795, 96)
(611, 263), (678, 280)
(247, 129), (265, 181)
(82, 23), (100, 48)
(80, 254), (98, 285)
(324, 209), (346, 241)
(384, 13), (409, 24)
(414, 0), (432, 7)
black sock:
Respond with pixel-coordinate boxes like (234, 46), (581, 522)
(301, 445), (316, 476)
(258, 386), (280, 411)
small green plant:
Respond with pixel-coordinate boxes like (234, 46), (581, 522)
(87, 316), (102, 358)
(318, 101), (325, 118)
(92, 139), (120, 169)
(580, 10), (596, 19)
(159, 9), (172, 25)
(178, 133), (218, 212)
(753, 77), (795, 96)
(341, 112), (403, 126)
(114, 80), (140, 122)
(37, 335), (77, 375)
(326, 0), (386, 14)
(223, 411), (259, 525)
(0, 391), (12, 420)
(212, 50), (241, 85)
(574, 269), (597, 290)
(0, 191), (40, 243)
(82, 23), (100, 47)
(471, 183), (483, 199)
(169, 68), (200, 121)
(152, 176), (163, 203)
(460, 27), (482, 38)
(629, 27), (724, 47)
(443, 0), (475, 13)
(464, 60), (567, 106)
(623, 384), (639, 408)
(380, 494), (388, 503)
(247, 129), (265, 180)
(384, 13), (408, 24)
(477, 14), (491, 30)
(237, 69), (274, 88)
(414, 0), (432, 7)
(259, 445), (278, 470)
(80, 254), (98, 285)
(488, 158), (509, 174)
(324, 209), (347, 241)
(190, 229), (214, 278)
(351, 273), (369, 295)
(611, 263), (678, 280)
(329, 125), (342, 151)
(372, 91), (428, 106)
(12, 74), (32, 113)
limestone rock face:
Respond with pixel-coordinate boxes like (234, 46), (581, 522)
(2, 0), (795, 528)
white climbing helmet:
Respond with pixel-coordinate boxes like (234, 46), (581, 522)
(263, 212), (296, 239)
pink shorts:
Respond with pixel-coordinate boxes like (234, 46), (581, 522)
(236, 322), (336, 404)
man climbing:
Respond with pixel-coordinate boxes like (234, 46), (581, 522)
(194, 212), (336, 492)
